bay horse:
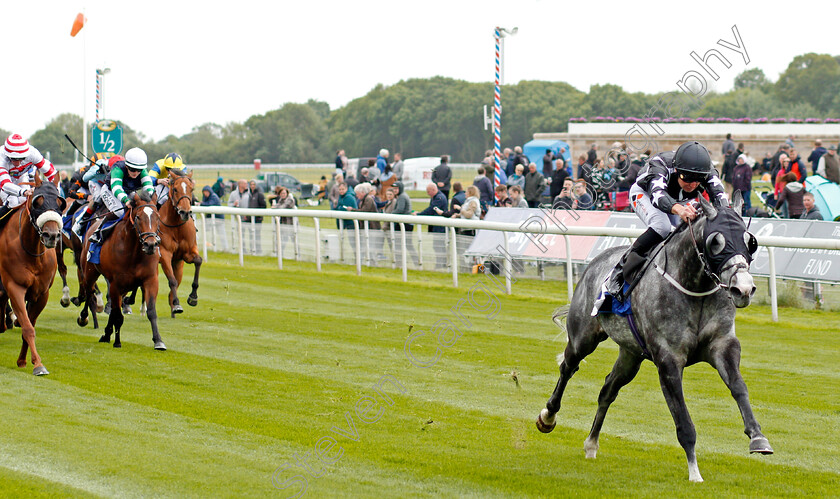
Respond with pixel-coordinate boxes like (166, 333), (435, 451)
(156, 169), (202, 317)
(0, 176), (65, 375)
(77, 190), (166, 350)
(536, 193), (772, 482)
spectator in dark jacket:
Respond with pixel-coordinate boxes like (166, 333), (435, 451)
(618, 153), (647, 191)
(775, 172), (806, 219)
(577, 154), (594, 187)
(587, 144), (598, 165)
(432, 155), (452, 199)
(542, 149), (555, 177)
(731, 154), (753, 215)
(524, 163), (546, 208)
(414, 183), (448, 268)
(550, 158), (569, 199)
(807, 140), (827, 176)
(245, 180), (267, 255)
(800, 193), (823, 220)
(450, 182), (466, 211)
(211, 177), (226, 200)
(473, 167), (494, 206)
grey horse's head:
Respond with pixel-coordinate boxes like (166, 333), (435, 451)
(697, 193), (757, 307)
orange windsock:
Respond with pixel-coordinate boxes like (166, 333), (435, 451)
(70, 13), (85, 37)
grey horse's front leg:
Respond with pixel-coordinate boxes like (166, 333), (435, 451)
(584, 348), (643, 458)
(710, 336), (773, 454)
(657, 356), (703, 482)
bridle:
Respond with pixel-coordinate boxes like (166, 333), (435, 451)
(130, 202), (162, 252)
(19, 185), (62, 257)
(685, 217), (750, 300)
(161, 176), (194, 227)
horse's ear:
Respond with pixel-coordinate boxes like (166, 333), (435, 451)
(187, 170), (193, 179)
(152, 193), (158, 204)
(731, 190), (744, 215)
(57, 196), (67, 212)
(698, 194), (718, 219)
(34, 172), (42, 187)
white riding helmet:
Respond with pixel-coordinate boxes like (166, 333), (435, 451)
(125, 147), (148, 171)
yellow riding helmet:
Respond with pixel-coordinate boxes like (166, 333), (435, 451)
(163, 153), (185, 170)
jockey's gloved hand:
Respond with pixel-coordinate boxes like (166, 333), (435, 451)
(95, 159), (109, 174)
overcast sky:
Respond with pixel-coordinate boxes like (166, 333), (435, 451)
(4, 0), (837, 143)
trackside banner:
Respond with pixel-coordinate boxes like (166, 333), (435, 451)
(465, 208), (840, 283)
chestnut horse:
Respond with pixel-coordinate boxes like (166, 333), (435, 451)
(0, 177), (65, 375)
(77, 190), (166, 350)
(157, 169), (202, 317)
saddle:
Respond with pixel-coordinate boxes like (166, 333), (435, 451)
(0, 205), (18, 232)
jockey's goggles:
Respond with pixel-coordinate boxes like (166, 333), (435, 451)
(678, 172), (706, 183)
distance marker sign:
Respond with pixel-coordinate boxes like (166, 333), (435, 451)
(91, 120), (123, 154)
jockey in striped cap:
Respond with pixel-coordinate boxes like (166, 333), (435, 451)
(0, 134), (59, 225)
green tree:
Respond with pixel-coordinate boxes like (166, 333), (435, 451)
(733, 68), (770, 90)
(30, 113), (83, 164)
(775, 53), (840, 113)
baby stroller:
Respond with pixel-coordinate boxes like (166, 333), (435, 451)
(754, 187), (781, 219)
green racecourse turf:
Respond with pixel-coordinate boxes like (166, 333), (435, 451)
(0, 253), (837, 498)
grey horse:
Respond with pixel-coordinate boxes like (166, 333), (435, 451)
(535, 193), (772, 482)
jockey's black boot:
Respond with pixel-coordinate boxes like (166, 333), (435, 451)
(90, 211), (119, 244)
(606, 227), (665, 300)
(0, 205), (14, 231)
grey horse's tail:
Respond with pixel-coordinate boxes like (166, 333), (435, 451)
(551, 305), (570, 365)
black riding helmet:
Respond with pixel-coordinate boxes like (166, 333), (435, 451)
(673, 141), (711, 183)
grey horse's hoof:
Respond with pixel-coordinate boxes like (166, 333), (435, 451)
(171, 304), (184, 316)
(536, 409), (556, 434)
(33, 365), (49, 376)
(749, 436), (774, 454)
(154, 341), (167, 351)
(98, 335), (109, 343)
(60, 298), (70, 307)
(70, 296), (81, 307)
(77, 316), (88, 327)
(187, 296), (198, 307)
(122, 303), (132, 315)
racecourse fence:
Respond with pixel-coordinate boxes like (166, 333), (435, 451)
(190, 206), (840, 322)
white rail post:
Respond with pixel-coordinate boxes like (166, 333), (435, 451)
(201, 213), (208, 263)
(502, 231), (512, 295)
(364, 220), (371, 266)
(294, 216), (300, 261)
(314, 217), (321, 272)
(353, 219), (361, 276)
(237, 214), (244, 266)
(450, 226), (458, 287)
(417, 224), (424, 270)
(400, 223), (407, 282)
(339, 223), (345, 262)
(768, 247), (778, 322)
(390, 222), (397, 269)
(564, 234), (573, 302)
(275, 217), (283, 270)
(251, 218), (257, 256)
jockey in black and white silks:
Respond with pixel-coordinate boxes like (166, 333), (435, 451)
(603, 141), (729, 301)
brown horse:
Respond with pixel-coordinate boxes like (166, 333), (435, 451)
(156, 169), (202, 317)
(77, 190), (166, 350)
(0, 177), (65, 375)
